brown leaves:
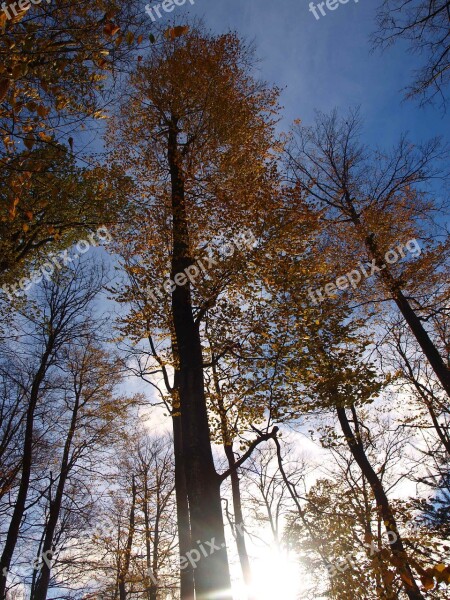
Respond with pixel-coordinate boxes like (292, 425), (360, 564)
(0, 78), (10, 102)
(420, 574), (435, 590)
(164, 26), (189, 41)
(104, 22), (120, 37)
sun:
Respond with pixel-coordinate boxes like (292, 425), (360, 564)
(234, 547), (301, 600)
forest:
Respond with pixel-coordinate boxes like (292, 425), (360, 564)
(0, 1), (449, 599)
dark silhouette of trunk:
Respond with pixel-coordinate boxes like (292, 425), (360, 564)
(168, 117), (232, 600)
(0, 341), (54, 598)
(142, 466), (159, 600)
(223, 444), (253, 591)
(118, 476), (136, 600)
(32, 388), (81, 600)
(336, 404), (425, 600)
(172, 413), (195, 600)
(348, 200), (449, 397)
(211, 361), (253, 594)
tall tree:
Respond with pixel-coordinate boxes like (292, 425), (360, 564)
(0, 261), (106, 597)
(108, 25), (281, 599)
(286, 109), (450, 396)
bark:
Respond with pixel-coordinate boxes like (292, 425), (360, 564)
(143, 468), (153, 600)
(0, 340), (54, 598)
(172, 413), (195, 600)
(118, 476), (137, 600)
(336, 405), (425, 600)
(168, 117), (232, 600)
(32, 387), (81, 600)
(143, 465), (160, 600)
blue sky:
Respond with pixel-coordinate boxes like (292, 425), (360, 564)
(157, 0), (449, 149)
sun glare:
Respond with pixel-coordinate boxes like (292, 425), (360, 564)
(234, 548), (301, 600)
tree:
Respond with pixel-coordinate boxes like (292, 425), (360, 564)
(30, 342), (137, 600)
(108, 25), (281, 599)
(286, 108), (450, 396)
(373, 0), (450, 107)
(0, 260), (106, 597)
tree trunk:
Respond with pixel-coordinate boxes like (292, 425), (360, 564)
(118, 476), (136, 600)
(172, 413), (195, 600)
(223, 444), (253, 592)
(336, 405), (425, 600)
(355, 211), (450, 397)
(211, 360), (253, 594)
(32, 390), (80, 600)
(0, 343), (53, 598)
(168, 117), (232, 600)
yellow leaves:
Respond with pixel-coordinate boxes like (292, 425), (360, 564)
(8, 197), (19, 219)
(92, 110), (107, 120)
(38, 131), (53, 142)
(164, 26), (189, 41)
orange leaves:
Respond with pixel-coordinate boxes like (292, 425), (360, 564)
(164, 26), (189, 41)
(38, 132), (53, 142)
(8, 197), (19, 220)
(104, 22), (120, 37)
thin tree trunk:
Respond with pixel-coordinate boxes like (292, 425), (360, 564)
(336, 405), (425, 600)
(32, 390), (80, 600)
(210, 360), (253, 592)
(168, 117), (232, 600)
(143, 469), (156, 600)
(223, 444), (253, 591)
(347, 201), (450, 397)
(0, 342), (53, 598)
(118, 476), (137, 600)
